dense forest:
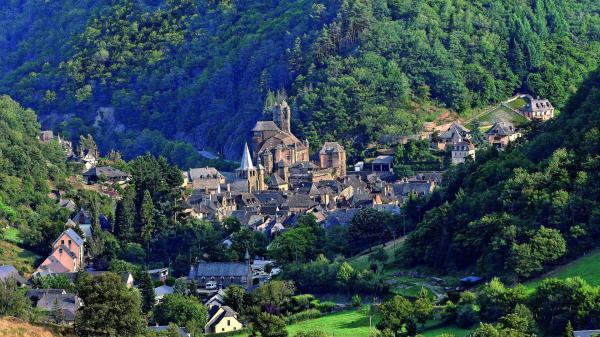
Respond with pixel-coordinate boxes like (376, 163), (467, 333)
(401, 68), (600, 282)
(0, 0), (599, 163)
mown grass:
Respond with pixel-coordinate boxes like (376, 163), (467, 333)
(3, 227), (22, 243)
(524, 249), (600, 291)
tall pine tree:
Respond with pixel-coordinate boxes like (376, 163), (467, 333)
(139, 189), (154, 257)
(115, 186), (136, 242)
(138, 271), (155, 314)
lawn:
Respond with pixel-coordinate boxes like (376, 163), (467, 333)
(467, 105), (527, 130)
(228, 307), (475, 337)
(524, 249), (600, 291)
(507, 97), (527, 110)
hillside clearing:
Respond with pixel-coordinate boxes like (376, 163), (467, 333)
(0, 239), (40, 276)
(524, 249), (600, 291)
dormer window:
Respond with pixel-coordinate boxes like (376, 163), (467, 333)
(61, 240), (64, 245)
(59, 248), (63, 254)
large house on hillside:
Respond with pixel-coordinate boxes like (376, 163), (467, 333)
(189, 260), (253, 289)
(486, 121), (521, 150)
(519, 94), (554, 121)
(34, 229), (84, 277)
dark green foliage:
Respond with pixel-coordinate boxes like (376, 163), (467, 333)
(0, 96), (70, 255)
(139, 271), (155, 314)
(31, 274), (76, 294)
(401, 69), (600, 279)
(153, 294), (208, 335)
(75, 272), (145, 337)
(0, 278), (31, 318)
(347, 208), (395, 254)
(1, 0), (598, 162)
(268, 214), (325, 264)
(254, 312), (288, 337)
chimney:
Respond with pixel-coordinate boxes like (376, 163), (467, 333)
(227, 184), (231, 192)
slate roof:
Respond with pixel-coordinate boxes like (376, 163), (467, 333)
(521, 94), (554, 112)
(206, 306), (240, 330)
(252, 121), (280, 132)
(574, 331), (600, 337)
(393, 180), (435, 197)
(440, 122), (470, 140)
(0, 265), (26, 284)
(189, 167), (224, 180)
(487, 122), (516, 136)
(239, 143), (255, 170)
(319, 142), (344, 154)
(192, 262), (250, 278)
(36, 293), (82, 322)
(285, 193), (317, 209)
(82, 166), (129, 179)
(27, 289), (67, 301)
(324, 208), (359, 229)
(53, 229), (84, 248)
(154, 285), (174, 297)
(372, 155), (394, 164)
(268, 174), (286, 187)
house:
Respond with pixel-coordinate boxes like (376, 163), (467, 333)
(186, 167), (226, 194)
(451, 141), (476, 165)
(319, 142), (347, 178)
(58, 199), (77, 212)
(34, 229), (84, 276)
(433, 122), (471, 150)
(82, 166), (130, 184)
(205, 306), (244, 334)
(0, 265), (26, 285)
(147, 326), (191, 337)
(189, 261), (252, 288)
(486, 121), (521, 150)
(371, 155), (394, 173)
(27, 289), (67, 303)
(268, 174), (288, 191)
(574, 331), (600, 337)
(148, 268), (169, 283)
(34, 292), (82, 324)
(519, 94), (554, 121)
(283, 193), (317, 213)
(205, 289), (226, 309)
(154, 285), (174, 303)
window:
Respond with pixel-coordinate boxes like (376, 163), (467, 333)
(59, 248), (63, 254)
(222, 328), (225, 332)
(68, 240), (72, 245)
(228, 320), (231, 326)
(61, 240), (64, 245)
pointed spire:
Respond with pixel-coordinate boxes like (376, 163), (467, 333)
(239, 142), (255, 170)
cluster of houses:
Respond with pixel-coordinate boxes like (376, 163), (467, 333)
(180, 100), (443, 241)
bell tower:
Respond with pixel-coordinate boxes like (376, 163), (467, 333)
(273, 100), (291, 134)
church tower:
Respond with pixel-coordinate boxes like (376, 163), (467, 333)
(237, 143), (259, 192)
(273, 100), (291, 134)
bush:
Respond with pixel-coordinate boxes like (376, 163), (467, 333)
(285, 309), (322, 324)
(313, 301), (336, 313)
(456, 304), (480, 328)
(289, 294), (316, 313)
(352, 294), (362, 308)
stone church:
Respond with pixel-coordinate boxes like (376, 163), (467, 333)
(251, 100), (310, 176)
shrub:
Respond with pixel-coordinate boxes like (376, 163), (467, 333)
(313, 301), (336, 313)
(285, 309), (322, 324)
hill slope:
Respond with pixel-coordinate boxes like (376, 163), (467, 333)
(401, 67), (600, 281)
(0, 0), (599, 161)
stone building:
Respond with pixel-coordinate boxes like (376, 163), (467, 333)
(251, 101), (309, 176)
(519, 94), (554, 121)
(486, 121), (521, 150)
(319, 142), (347, 177)
(235, 143), (265, 192)
(451, 141), (476, 165)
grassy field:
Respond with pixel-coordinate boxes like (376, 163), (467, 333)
(229, 307), (474, 337)
(3, 227), (22, 244)
(0, 239), (40, 276)
(466, 105), (528, 130)
(0, 317), (75, 337)
(524, 249), (600, 291)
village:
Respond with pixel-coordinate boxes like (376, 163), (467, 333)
(1, 93), (555, 336)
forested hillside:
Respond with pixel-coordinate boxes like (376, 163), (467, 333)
(401, 68), (600, 282)
(0, 96), (72, 254)
(1, 0), (599, 161)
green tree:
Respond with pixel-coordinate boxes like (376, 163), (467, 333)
(115, 186), (136, 242)
(0, 278), (31, 318)
(74, 273), (144, 337)
(376, 295), (415, 336)
(139, 189), (155, 256)
(222, 217), (242, 235)
(254, 312), (288, 337)
(173, 277), (188, 295)
(139, 271), (155, 314)
(413, 288), (433, 328)
(224, 285), (247, 314)
(154, 294), (208, 336)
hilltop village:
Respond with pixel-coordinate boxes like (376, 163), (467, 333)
(1, 93), (558, 336)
